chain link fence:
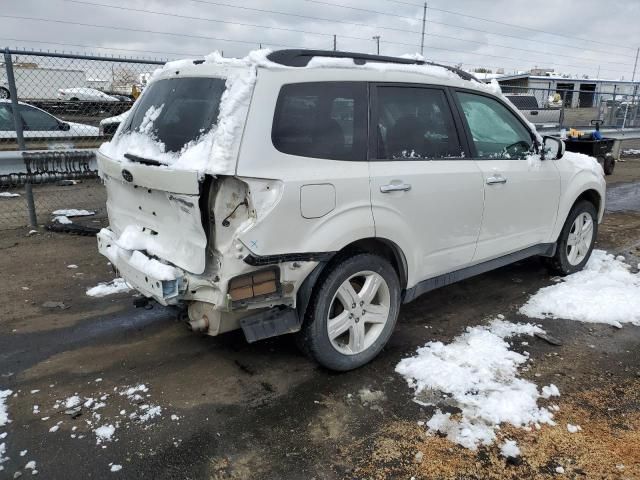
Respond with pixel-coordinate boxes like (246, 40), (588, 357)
(501, 85), (640, 131)
(1, 48), (164, 230)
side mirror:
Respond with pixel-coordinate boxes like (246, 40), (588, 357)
(542, 136), (564, 160)
(59, 122), (71, 131)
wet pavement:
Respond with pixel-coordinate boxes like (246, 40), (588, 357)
(606, 181), (640, 212)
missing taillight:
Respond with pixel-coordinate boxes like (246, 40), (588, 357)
(228, 269), (279, 302)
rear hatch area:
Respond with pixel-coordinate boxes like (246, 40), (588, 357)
(95, 65), (250, 303)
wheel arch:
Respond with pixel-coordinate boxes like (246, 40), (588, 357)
(295, 237), (408, 325)
(551, 183), (604, 243)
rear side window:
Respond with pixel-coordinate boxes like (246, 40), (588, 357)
(375, 87), (462, 160)
(272, 82), (367, 161)
(457, 92), (533, 159)
(122, 77), (226, 152)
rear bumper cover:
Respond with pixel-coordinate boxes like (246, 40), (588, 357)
(97, 228), (183, 306)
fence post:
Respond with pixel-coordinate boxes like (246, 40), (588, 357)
(4, 48), (37, 227)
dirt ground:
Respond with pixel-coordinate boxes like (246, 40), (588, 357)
(0, 160), (639, 479)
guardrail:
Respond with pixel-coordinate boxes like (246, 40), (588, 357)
(1, 48), (164, 229)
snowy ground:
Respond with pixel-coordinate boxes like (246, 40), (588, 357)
(520, 249), (640, 327)
(0, 174), (639, 478)
(395, 250), (639, 462)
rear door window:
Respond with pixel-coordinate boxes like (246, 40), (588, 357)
(272, 82), (367, 161)
(122, 77), (226, 152)
(20, 105), (60, 131)
(374, 86), (462, 160)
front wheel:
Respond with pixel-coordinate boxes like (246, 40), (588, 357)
(298, 253), (400, 371)
(547, 200), (598, 275)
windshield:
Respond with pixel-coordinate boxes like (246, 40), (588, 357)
(122, 77), (226, 152)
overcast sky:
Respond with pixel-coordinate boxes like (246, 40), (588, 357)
(2, 0), (639, 79)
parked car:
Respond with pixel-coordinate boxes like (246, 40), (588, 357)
(99, 109), (129, 136)
(0, 99), (99, 138)
(504, 94), (562, 129)
(96, 50), (605, 371)
(58, 87), (119, 102)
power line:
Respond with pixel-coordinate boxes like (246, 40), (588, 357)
(302, 0), (636, 59)
(59, 0), (632, 69)
(376, 0), (636, 52)
(0, 14), (305, 49)
(62, 0), (361, 42)
(426, 5), (635, 51)
(425, 16), (636, 60)
(2, 12), (632, 75)
(301, 0), (421, 21)
(185, 0), (423, 35)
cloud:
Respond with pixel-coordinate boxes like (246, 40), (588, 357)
(1, 0), (638, 79)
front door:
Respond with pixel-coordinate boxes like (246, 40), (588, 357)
(453, 90), (561, 262)
(368, 84), (484, 287)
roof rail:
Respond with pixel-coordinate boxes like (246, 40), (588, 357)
(266, 49), (477, 82)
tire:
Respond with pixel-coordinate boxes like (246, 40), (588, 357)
(547, 200), (598, 276)
(0, 87), (9, 99)
(298, 253), (401, 371)
(603, 156), (615, 175)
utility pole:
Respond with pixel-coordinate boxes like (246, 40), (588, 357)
(333, 35), (337, 51)
(372, 35), (380, 55)
(632, 47), (639, 82)
(420, 2), (427, 56)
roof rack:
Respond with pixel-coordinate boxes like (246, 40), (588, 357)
(266, 49), (477, 82)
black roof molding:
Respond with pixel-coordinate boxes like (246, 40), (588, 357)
(266, 49), (478, 82)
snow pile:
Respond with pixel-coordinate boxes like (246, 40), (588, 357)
(622, 148), (640, 155)
(499, 439), (521, 458)
(128, 251), (178, 281)
(110, 464), (122, 472)
(95, 424), (116, 444)
(396, 320), (558, 450)
(0, 192), (20, 198)
(0, 390), (10, 427)
(86, 278), (131, 297)
(99, 226), (180, 281)
(53, 215), (72, 225)
(520, 250), (640, 328)
(0, 389), (11, 469)
(52, 209), (95, 217)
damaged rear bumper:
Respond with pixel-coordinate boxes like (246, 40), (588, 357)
(97, 228), (184, 306)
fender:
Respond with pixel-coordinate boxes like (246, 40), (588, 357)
(550, 169), (605, 243)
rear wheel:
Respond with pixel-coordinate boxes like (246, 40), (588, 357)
(298, 253), (400, 371)
(0, 87), (9, 99)
(547, 200), (597, 275)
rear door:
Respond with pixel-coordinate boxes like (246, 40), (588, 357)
(453, 90), (560, 262)
(368, 84), (484, 286)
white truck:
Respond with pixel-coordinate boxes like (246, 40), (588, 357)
(0, 66), (86, 100)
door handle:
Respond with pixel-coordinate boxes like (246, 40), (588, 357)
(486, 176), (507, 185)
(380, 183), (412, 193)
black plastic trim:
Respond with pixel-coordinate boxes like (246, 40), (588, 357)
(402, 243), (556, 303)
(266, 49), (478, 82)
(244, 251), (336, 266)
(240, 306), (300, 343)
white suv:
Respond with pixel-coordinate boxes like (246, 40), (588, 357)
(96, 50), (605, 371)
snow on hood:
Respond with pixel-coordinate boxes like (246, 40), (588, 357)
(99, 49), (506, 176)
